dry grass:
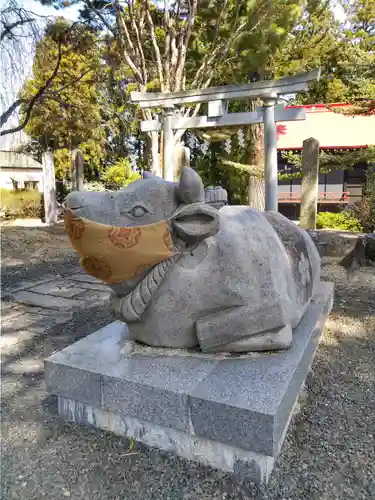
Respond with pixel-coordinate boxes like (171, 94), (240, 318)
(0, 188), (42, 219)
(1, 223), (75, 268)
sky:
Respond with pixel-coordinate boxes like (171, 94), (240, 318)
(332, 2), (346, 22)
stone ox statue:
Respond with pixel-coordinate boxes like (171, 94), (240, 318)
(65, 167), (320, 353)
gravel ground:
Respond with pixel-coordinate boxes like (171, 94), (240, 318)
(1, 223), (78, 289)
(1, 226), (375, 500)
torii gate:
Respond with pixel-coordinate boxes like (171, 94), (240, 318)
(131, 69), (320, 211)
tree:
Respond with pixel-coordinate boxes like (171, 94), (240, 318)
(200, 0), (373, 206)
(21, 19), (106, 179)
(280, 147), (375, 179)
(280, 1), (375, 181)
(40, 0), (310, 175)
(101, 157), (141, 188)
(296, 0), (375, 112)
(246, 0), (339, 207)
(194, 0), (340, 207)
(0, 1), (49, 137)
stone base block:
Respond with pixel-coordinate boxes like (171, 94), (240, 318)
(45, 281), (334, 485)
(57, 396), (275, 484)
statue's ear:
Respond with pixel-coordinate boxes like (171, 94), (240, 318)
(177, 167), (205, 204)
(171, 203), (220, 244)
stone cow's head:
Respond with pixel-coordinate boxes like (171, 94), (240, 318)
(65, 168), (220, 319)
(65, 167), (219, 247)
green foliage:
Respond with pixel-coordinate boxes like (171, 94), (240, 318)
(316, 211), (363, 232)
(270, 1), (338, 79)
(192, 142), (248, 205)
(280, 147), (375, 179)
(22, 18), (106, 177)
(351, 166), (375, 232)
(101, 158), (141, 188)
(187, 0), (305, 88)
(53, 142), (104, 181)
(0, 188), (42, 219)
(33, 0), (373, 201)
(54, 148), (71, 180)
(295, 0), (375, 108)
(190, 1), (342, 196)
(55, 179), (71, 204)
(83, 181), (107, 192)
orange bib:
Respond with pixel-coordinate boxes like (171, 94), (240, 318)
(64, 209), (175, 284)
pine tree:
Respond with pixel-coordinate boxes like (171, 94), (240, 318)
(297, 0), (375, 112)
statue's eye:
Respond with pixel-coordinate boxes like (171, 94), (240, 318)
(130, 206), (148, 217)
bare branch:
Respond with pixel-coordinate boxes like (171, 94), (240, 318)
(115, 7), (144, 84)
(0, 97), (28, 127)
(83, 0), (116, 35)
(114, 4), (144, 83)
(0, 17), (34, 42)
(170, 24), (178, 86)
(127, 0), (148, 83)
(191, 1), (245, 88)
(117, 1), (134, 51)
(0, 42), (63, 136)
(144, 1), (164, 89)
(174, 0), (197, 91)
(164, 0), (171, 90)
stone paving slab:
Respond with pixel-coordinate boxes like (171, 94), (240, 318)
(5, 275), (59, 293)
(66, 273), (104, 284)
(9, 270), (111, 313)
(27, 280), (87, 298)
(65, 280), (109, 292)
(12, 290), (86, 310)
(75, 289), (111, 304)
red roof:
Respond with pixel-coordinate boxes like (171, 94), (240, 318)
(277, 104), (375, 150)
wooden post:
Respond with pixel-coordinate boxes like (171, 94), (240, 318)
(72, 149), (84, 191)
(300, 137), (320, 229)
(173, 143), (190, 181)
(163, 106), (175, 181)
(42, 151), (57, 225)
(151, 131), (160, 176)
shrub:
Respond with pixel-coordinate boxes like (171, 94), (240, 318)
(56, 180), (71, 204)
(54, 148), (71, 180)
(316, 211), (363, 232)
(0, 188), (42, 219)
(83, 181), (107, 192)
(101, 158), (141, 188)
(351, 166), (375, 232)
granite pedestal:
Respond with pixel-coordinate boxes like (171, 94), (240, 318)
(45, 281), (333, 485)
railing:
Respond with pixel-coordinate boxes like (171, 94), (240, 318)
(278, 191), (350, 204)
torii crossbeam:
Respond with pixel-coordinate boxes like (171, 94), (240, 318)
(131, 69), (320, 211)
